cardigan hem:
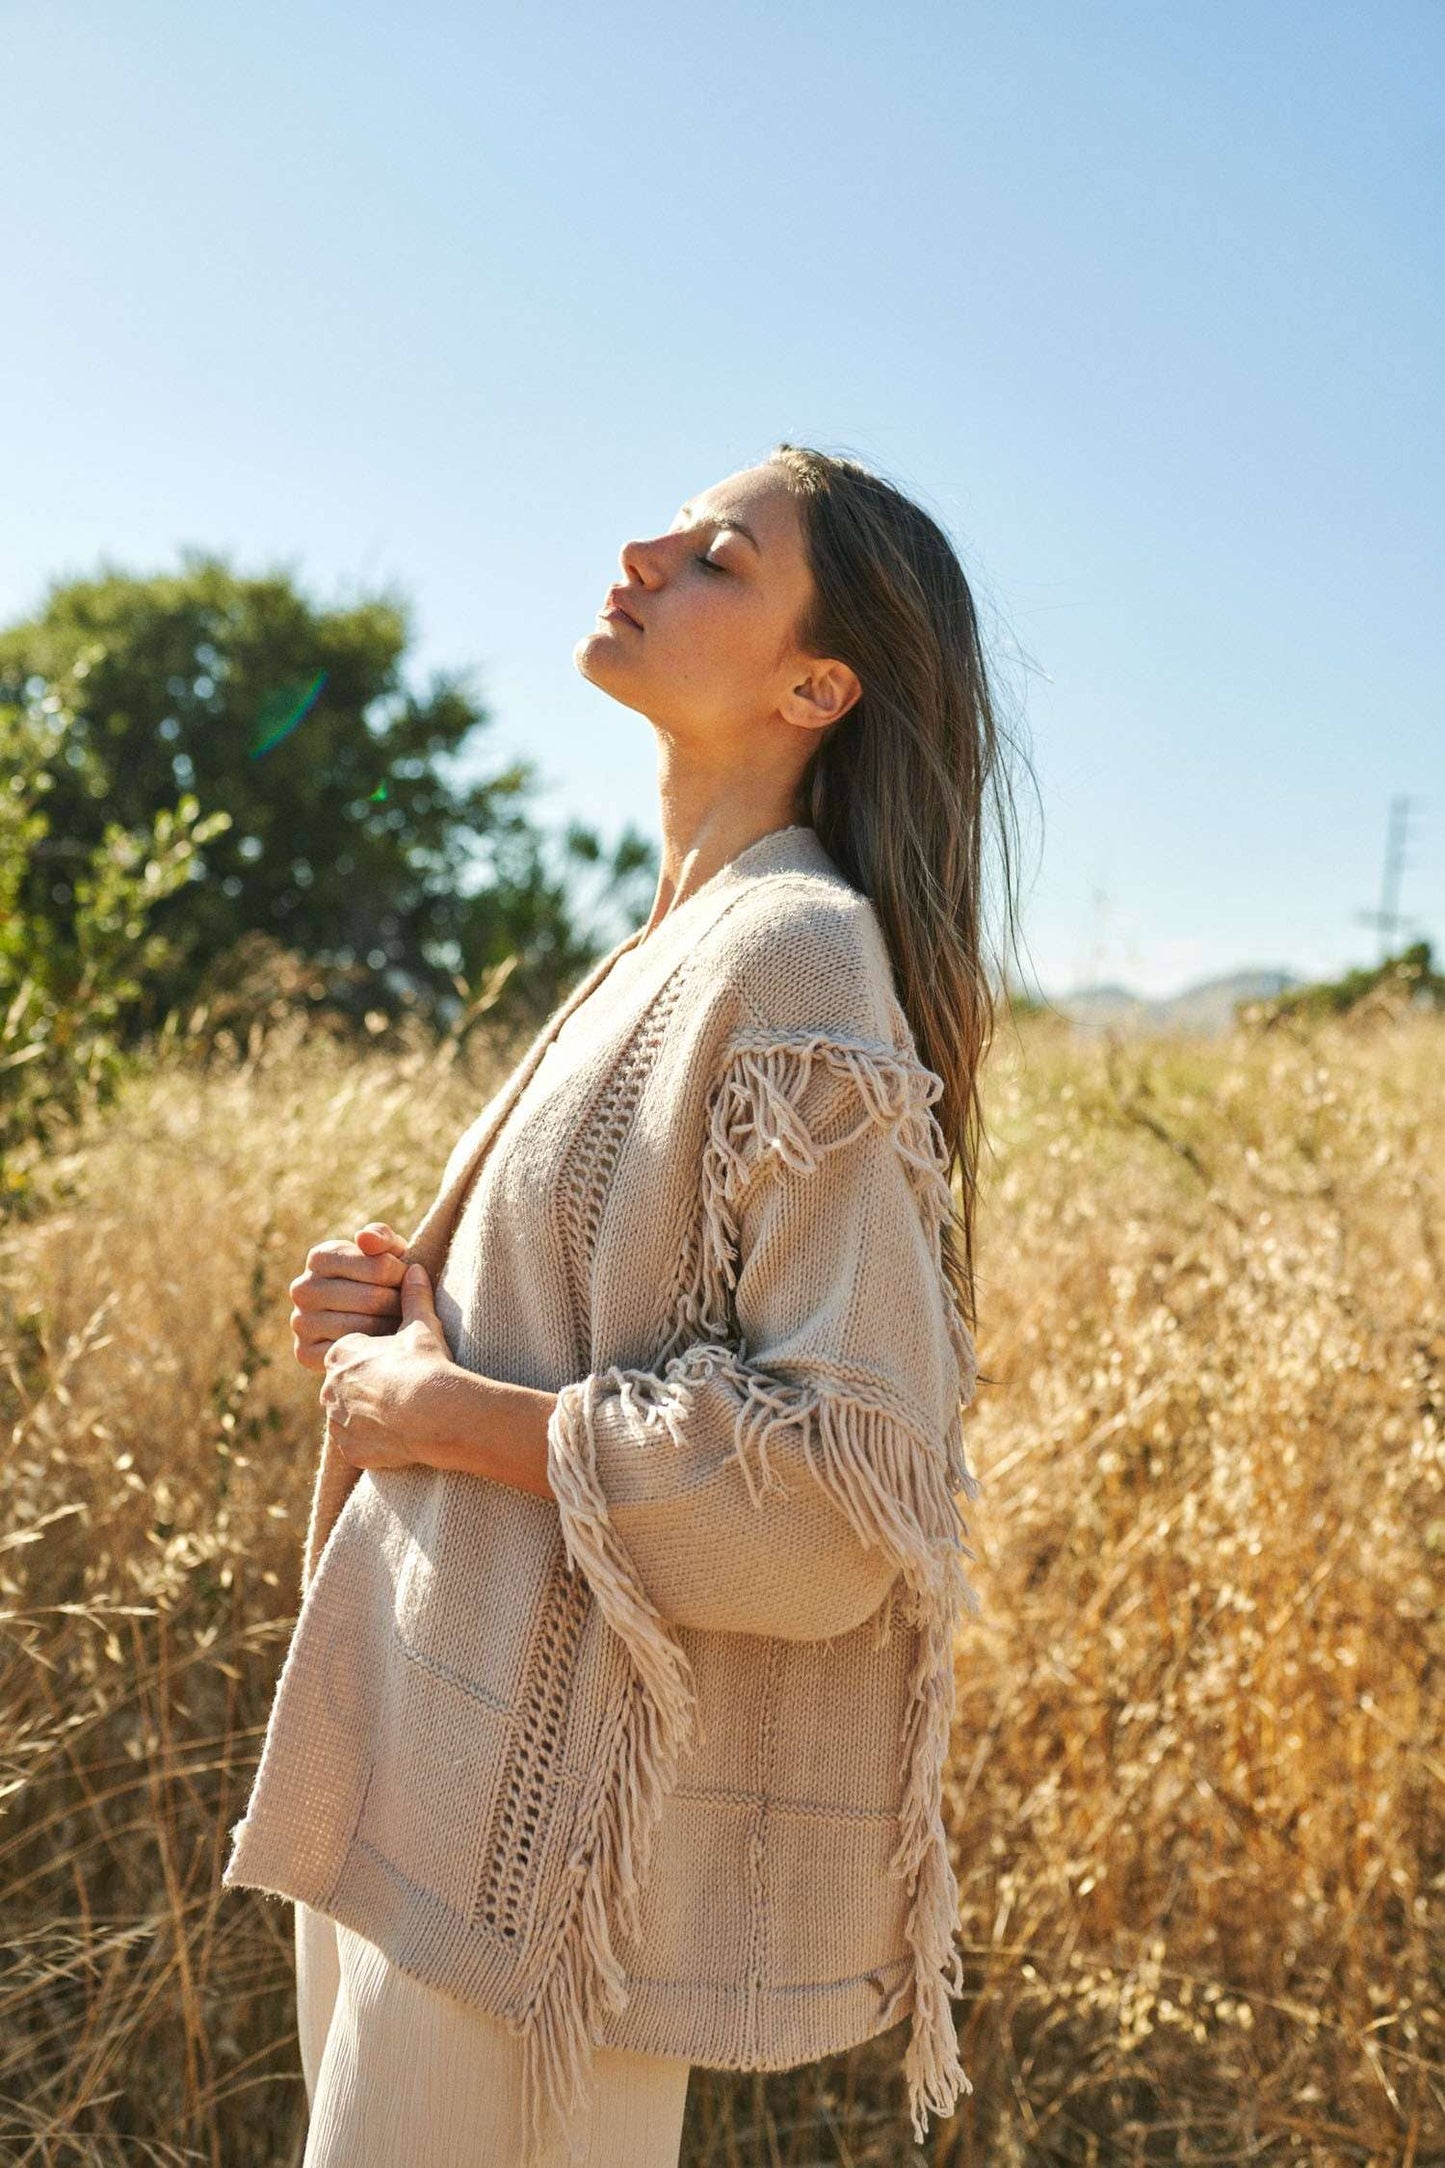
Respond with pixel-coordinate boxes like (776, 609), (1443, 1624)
(227, 1819), (928, 2074)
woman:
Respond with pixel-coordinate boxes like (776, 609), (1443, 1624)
(223, 442), (1026, 2167)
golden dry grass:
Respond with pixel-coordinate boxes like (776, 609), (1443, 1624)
(1, 1008), (1440, 2164)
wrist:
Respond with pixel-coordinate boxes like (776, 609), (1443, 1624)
(419, 1363), (558, 1500)
(416, 1361), (492, 1474)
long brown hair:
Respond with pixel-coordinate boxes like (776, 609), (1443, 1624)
(768, 441), (1035, 1336)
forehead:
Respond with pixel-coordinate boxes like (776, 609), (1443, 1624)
(685, 464), (784, 510)
(676, 467), (798, 540)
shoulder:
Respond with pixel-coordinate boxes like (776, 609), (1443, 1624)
(706, 866), (907, 1049)
(689, 869), (957, 1236)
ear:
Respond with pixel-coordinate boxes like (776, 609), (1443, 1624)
(781, 656), (861, 736)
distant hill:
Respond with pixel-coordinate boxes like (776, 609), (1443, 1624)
(1039, 968), (1303, 1035)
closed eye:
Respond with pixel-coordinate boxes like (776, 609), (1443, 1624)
(695, 554), (727, 574)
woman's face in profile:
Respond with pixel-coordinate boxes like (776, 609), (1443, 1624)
(574, 462), (827, 741)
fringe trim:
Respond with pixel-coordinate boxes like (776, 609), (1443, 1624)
(532, 1027), (981, 2155)
(625, 1345), (978, 2139)
(526, 1373), (699, 2165)
(660, 1030), (981, 1449)
(687, 1029), (979, 2138)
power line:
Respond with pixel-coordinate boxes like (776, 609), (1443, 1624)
(1356, 793), (1424, 961)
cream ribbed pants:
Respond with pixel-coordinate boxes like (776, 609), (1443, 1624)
(294, 1901), (691, 2167)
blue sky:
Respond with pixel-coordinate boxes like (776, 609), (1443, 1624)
(4, 1), (1440, 996)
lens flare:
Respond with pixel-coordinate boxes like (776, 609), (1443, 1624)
(250, 669), (328, 757)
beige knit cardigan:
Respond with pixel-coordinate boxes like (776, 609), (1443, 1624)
(222, 822), (982, 2161)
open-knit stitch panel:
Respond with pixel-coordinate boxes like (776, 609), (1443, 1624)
(473, 1532), (593, 1941)
(556, 961), (696, 1361)
(469, 960), (698, 1969)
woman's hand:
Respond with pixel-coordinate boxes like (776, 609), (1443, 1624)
(319, 1257), (460, 1472)
(289, 1222), (411, 1372)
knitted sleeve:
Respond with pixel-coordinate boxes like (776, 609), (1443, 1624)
(545, 1023), (981, 1646)
(545, 1010), (983, 2133)
(544, 965), (984, 2146)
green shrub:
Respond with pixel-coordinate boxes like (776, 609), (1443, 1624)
(0, 694), (230, 1202)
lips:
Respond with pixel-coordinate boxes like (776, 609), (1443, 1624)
(602, 592), (643, 629)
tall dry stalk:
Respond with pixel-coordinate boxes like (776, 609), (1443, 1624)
(2, 1008), (1440, 2164)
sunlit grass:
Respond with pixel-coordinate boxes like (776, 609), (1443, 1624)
(3, 1007), (1441, 2163)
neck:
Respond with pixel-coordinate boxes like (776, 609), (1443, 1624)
(645, 784), (814, 945)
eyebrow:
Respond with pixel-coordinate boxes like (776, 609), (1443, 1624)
(677, 502), (763, 555)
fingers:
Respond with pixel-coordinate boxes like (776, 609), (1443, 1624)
(291, 1245), (407, 1329)
(355, 1223), (410, 1259)
(291, 1307), (400, 1372)
(290, 1270), (403, 1319)
(291, 1233), (411, 1371)
(289, 1284), (400, 1371)
(296, 1306), (398, 1341)
(298, 1236), (410, 1290)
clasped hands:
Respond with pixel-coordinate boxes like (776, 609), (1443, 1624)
(288, 1222), (557, 1499)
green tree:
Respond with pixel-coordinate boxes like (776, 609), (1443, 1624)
(1, 695), (230, 1198)
(0, 551), (653, 1032)
(1241, 940), (1444, 1028)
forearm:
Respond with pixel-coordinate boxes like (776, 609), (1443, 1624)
(421, 1363), (559, 1500)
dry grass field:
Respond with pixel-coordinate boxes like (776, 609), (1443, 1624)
(2, 1005), (1440, 2164)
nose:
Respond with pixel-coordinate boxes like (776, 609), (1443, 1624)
(618, 533), (668, 586)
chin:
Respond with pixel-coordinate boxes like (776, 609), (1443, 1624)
(574, 629), (636, 682)
(573, 648), (654, 721)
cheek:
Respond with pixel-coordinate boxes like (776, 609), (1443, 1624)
(660, 591), (767, 689)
